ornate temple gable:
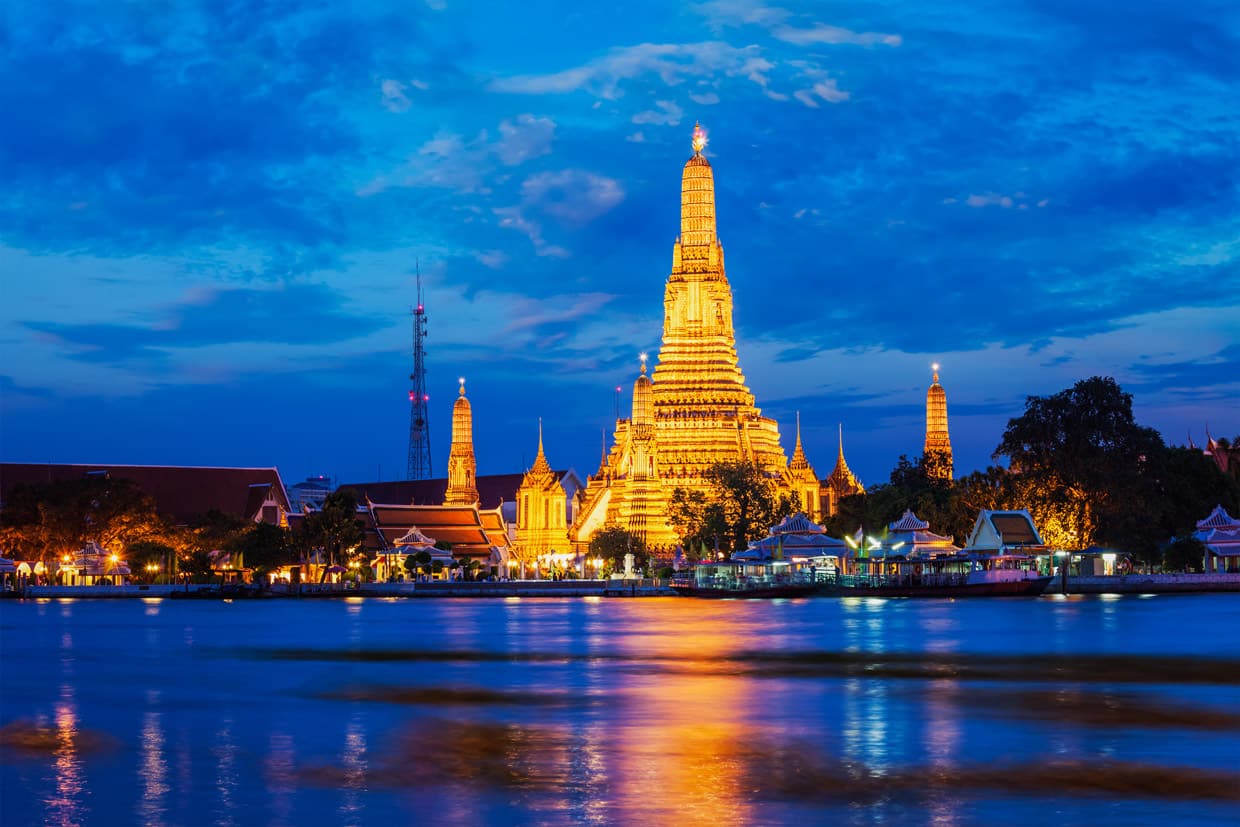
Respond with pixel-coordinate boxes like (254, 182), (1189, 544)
(924, 364), (954, 480)
(443, 378), (480, 506)
(515, 420), (569, 561)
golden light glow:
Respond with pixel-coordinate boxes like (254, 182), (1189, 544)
(691, 122), (707, 154)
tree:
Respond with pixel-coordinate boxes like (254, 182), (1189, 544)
(298, 488), (365, 566)
(0, 477), (169, 564)
(126, 540), (178, 583)
(994, 377), (1166, 557)
(1162, 537), (1206, 573)
(231, 522), (293, 579)
(588, 523), (648, 570)
(668, 461), (799, 555)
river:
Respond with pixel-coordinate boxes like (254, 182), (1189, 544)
(2, 594), (1238, 826)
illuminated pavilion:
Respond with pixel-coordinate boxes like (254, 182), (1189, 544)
(571, 124), (826, 551)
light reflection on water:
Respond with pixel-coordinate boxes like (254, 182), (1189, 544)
(2, 595), (1239, 826)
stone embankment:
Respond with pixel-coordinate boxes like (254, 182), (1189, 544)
(18, 580), (676, 599)
(1048, 572), (1240, 594)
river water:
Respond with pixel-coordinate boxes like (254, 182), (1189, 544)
(1, 594), (1238, 826)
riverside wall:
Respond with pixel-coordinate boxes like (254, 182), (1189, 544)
(1050, 572), (1240, 594)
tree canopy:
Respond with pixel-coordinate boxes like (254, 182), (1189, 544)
(296, 488), (365, 565)
(588, 523), (647, 570)
(668, 461), (799, 556)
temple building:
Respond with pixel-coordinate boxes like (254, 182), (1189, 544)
(570, 124), (818, 550)
(444, 378), (479, 506)
(515, 422), (570, 563)
(820, 424), (865, 517)
(786, 414), (823, 522)
(924, 364), (953, 480)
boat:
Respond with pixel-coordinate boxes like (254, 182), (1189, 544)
(670, 561), (820, 599)
(828, 553), (1052, 597)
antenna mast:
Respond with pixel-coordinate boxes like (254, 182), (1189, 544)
(407, 264), (432, 479)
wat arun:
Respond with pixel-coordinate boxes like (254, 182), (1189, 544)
(570, 125), (858, 550)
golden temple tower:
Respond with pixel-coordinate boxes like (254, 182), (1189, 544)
(443, 377), (480, 506)
(515, 420), (567, 562)
(572, 124), (803, 550)
(924, 364), (953, 480)
(786, 413), (822, 521)
(822, 424), (864, 516)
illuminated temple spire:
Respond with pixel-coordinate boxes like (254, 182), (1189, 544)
(650, 122), (786, 470)
(787, 412), (822, 520)
(444, 377), (479, 505)
(924, 364), (953, 480)
(570, 124), (801, 550)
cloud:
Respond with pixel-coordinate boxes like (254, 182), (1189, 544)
(793, 79), (849, 107)
(360, 114), (556, 195)
(22, 283), (385, 366)
(772, 23), (902, 47)
(472, 250), (509, 269)
(521, 170), (626, 222)
(632, 100), (684, 126)
(489, 42), (774, 99)
(965, 192), (1015, 208)
(494, 207), (570, 258)
(689, 91), (721, 105)
(627, 131), (647, 143)
(695, 1), (902, 47)
(380, 79), (412, 112)
(495, 114), (556, 165)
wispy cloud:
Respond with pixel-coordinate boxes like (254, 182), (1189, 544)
(632, 100), (684, 126)
(489, 42), (774, 99)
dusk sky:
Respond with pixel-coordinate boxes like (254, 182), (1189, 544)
(2, 1), (1238, 489)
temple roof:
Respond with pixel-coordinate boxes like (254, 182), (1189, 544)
(889, 510), (930, 531)
(1197, 504), (1240, 530)
(0, 462), (290, 524)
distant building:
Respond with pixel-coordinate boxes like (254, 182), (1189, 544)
(1194, 505), (1240, 573)
(0, 463), (291, 526)
(288, 475), (334, 512)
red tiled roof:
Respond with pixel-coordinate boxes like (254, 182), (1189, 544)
(342, 472), (569, 510)
(0, 463), (290, 524)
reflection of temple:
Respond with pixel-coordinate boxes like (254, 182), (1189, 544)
(924, 364), (953, 479)
(570, 125), (829, 549)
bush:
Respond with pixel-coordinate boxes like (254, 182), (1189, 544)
(655, 566), (675, 579)
(1162, 537), (1206, 573)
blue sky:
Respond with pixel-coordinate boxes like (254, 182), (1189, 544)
(2, 0), (1238, 489)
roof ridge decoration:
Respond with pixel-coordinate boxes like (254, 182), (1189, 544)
(889, 509), (930, 531)
(1198, 504), (1240, 530)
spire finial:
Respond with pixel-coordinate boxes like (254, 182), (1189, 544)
(538, 417), (544, 453)
(838, 422), (844, 458)
(692, 121), (707, 155)
(639, 352), (648, 375)
(932, 362), (940, 384)
(458, 376), (466, 397)
(795, 411), (803, 446)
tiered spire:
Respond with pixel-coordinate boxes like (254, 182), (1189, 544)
(828, 423), (862, 492)
(527, 418), (554, 481)
(444, 377), (479, 505)
(789, 412), (812, 471)
(924, 363), (953, 480)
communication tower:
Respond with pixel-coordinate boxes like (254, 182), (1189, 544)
(406, 267), (432, 479)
